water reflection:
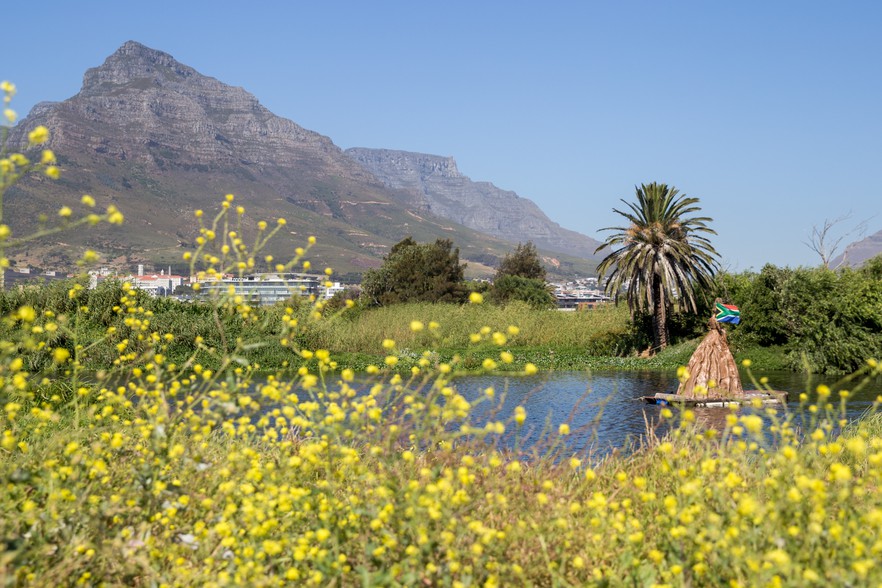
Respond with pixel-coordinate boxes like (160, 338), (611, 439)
(453, 370), (882, 454)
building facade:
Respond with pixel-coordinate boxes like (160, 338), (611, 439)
(195, 273), (323, 306)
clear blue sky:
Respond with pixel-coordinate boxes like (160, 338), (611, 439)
(5, 1), (881, 270)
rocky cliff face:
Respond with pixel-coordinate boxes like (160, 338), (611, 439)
(5, 41), (598, 277)
(345, 148), (601, 259)
(14, 41), (371, 179)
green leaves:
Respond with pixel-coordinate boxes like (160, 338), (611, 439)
(495, 241), (546, 282)
(596, 182), (720, 350)
(487, 275), (556, 309)
(488, 242), (554, 308)
(725, 260), (882, 374)
(362, 238), (468, 306)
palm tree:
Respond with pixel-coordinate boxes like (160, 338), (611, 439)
(595, 182), (720, 352)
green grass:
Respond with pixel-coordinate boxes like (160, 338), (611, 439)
(307, 301), (630, 350)
(733, 343), (790, 372)
(0, 280), (794, 375)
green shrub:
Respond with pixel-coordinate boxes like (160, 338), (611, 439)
(716, 261), (882, 373)
(361, 237), (468, 305)
(487, 274), (556, 309)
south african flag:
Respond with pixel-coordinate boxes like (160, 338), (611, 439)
(715, 302), (741, 324)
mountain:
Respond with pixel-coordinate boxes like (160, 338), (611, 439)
(5, 41), (597, 278)
(832, 228), (882, 267)
(345, 148), (602, 260)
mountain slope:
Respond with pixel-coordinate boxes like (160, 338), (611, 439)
(345, 148), (602, 260)
(5, 41), (596, 277)
(833, 228), (882, 267)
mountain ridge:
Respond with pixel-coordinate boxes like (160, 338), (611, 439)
(5, 41), (599, 277)
(345, 147), (602, 259)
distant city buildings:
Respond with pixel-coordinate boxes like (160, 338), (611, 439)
(84, 266), (346, 305)
(9, 263), (611, 311)
(550, 276), (611, 310)
(3, 267), (69, 288)
(194, 273), (323, 305)
(89, 265), (185, 296)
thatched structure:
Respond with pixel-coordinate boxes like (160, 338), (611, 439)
(675, 316), (743, 399)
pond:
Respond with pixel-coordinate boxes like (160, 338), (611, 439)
(451, 369), (882, 455)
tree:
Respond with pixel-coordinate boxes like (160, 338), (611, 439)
(595, 182), (720, 352)
(488, 275), (556, 309)
(804, 213), (870, 269)
(495, 241), (546, 281)
(361, 237), (467, 305)
(488, 241), (554, 308)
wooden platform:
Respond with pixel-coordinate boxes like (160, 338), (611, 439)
(641, 390), (788, 408)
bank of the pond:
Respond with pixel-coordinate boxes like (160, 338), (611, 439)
(324, 339), (788, 375)
(323, 345), (697, 374)
(0, 280), (793, 374)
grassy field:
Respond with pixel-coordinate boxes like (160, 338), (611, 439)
(0, 281), (792, 376)
(0, 243), (876, 586)
(307, 301), (633, 351)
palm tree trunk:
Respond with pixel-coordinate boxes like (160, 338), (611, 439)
(652, 282), (668, 351)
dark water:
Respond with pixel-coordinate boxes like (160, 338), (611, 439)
(451, 369), (882, 455)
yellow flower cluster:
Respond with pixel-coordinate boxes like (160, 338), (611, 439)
(1, 80), (15, 124)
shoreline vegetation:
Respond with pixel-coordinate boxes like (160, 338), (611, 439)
(0, 280), (793, 377)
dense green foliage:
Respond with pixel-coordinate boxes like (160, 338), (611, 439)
(303, 300), (634, 353)
(717, 257), (882, 374)
(486, 274), (556, 309)
(494, 241), (546, 281)
(486, 242), (555, 308)
(6, 259), (879, 376)
(0, 284), (641, 371)
(3, 271), (882, 585)
(361, 237), (467, 306)
(596, 182), (719, 351)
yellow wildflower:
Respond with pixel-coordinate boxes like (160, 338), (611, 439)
(17, 306), (36, 322)
(28, 125), (49, 145)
